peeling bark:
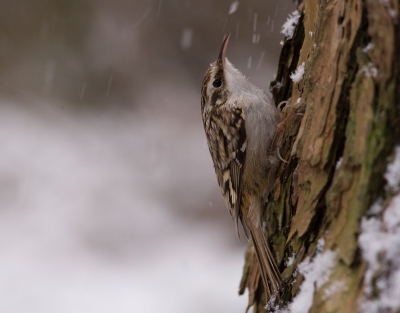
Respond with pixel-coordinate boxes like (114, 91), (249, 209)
(240, 0), (400, 311)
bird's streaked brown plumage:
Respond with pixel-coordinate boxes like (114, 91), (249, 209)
(201, 34), (282, 300)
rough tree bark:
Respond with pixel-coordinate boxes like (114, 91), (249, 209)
(239, 0), (400, 312)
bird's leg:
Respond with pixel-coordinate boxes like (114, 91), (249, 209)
(272, 98), (304, 163)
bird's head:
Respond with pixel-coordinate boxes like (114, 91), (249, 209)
(201, 34), (250, 121)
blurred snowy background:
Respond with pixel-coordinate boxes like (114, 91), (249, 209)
(0, 1), (294, 312)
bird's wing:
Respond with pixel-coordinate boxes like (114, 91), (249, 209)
(212, 107), (247, 238)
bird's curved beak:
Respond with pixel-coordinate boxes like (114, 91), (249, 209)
(217, 34), (231, 67)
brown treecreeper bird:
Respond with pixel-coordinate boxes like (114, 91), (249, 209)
(200, 34), (282, 300)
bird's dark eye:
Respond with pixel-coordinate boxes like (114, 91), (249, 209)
(213, 79), (222, 88)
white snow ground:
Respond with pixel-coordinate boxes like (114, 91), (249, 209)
(0, 94), (247, 313)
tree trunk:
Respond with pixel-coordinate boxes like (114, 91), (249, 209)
(240, 0), (400, 312)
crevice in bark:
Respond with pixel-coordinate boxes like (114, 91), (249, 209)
(270, 13), (305, 106)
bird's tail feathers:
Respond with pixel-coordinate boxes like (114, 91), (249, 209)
(249, 225), (281, 299)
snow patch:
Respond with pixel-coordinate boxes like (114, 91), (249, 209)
(316, 237), (325, 252)
(266, 295), (287, 313)
(383, 195), (400, 229)
(369, 198), (383, 215)
(336, 157), (343, 169)
(266, 238), (337, 313)
(286, 252), (296, 266)
(290, 249), (336, 313)
(379, 0), (398, 19)
(360, 63), (378, 78)
(363, 43), (374, 53)
(290, 62), (305, 83)
(281, 10), (301, 39)
(359, 193), (400, 313)
(384, 146), (400, 192)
